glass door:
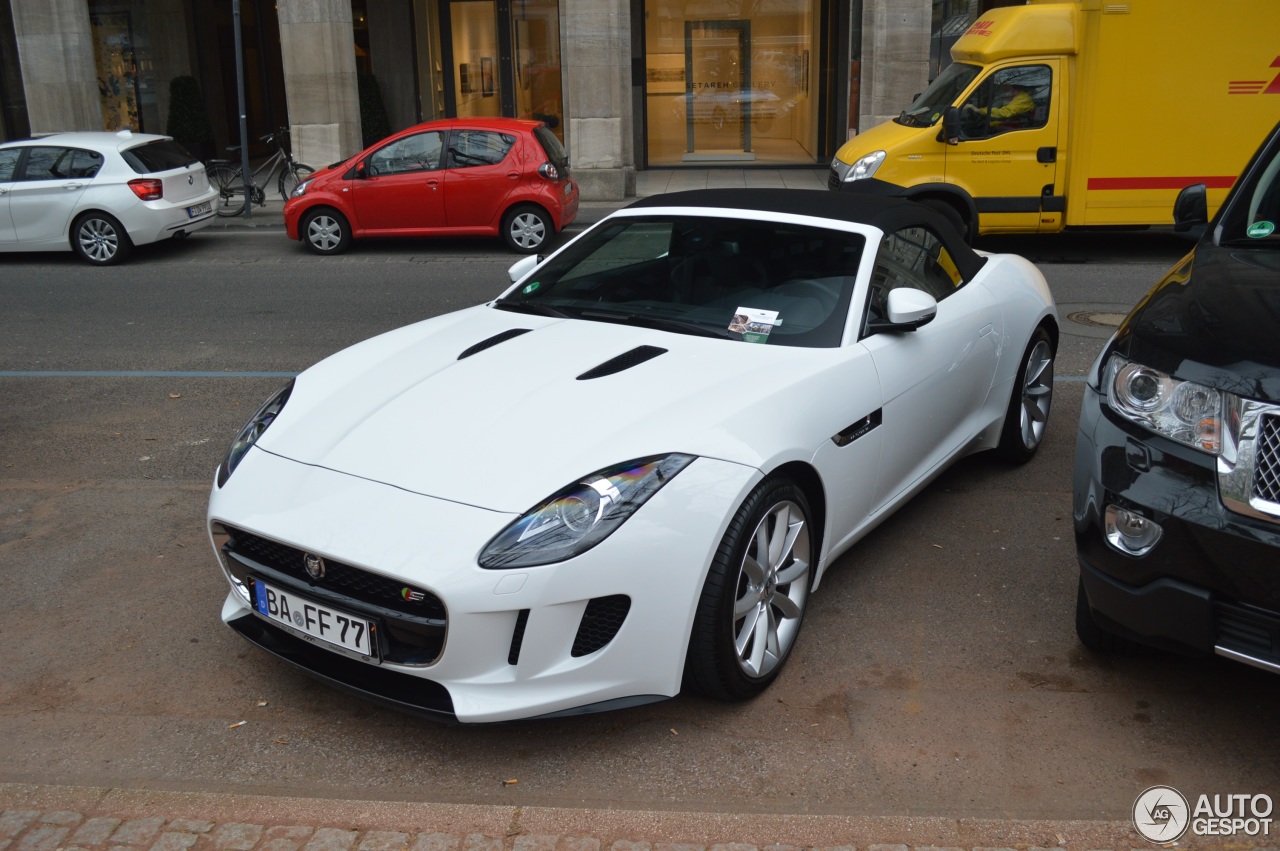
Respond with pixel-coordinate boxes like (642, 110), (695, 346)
(684, 20), (752, 159)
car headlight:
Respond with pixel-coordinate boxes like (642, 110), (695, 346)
(217, 381), (293, 487)
(478, 454), (695, 568)
(1103, 354), (1226, 454)
(843, 150), (885, 182)
(291, 179), (313, 198)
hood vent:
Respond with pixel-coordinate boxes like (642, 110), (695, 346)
(577, 345), (668, 380)
(457, 328), (531, 360)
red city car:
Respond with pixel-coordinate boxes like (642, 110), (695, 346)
(284, 118), (578, 255)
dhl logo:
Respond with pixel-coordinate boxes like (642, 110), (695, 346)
(1228, 55), (1280, 94)
(965, 19), (995, 37)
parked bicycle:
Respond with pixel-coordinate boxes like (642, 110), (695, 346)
(206, 128), (314, 217)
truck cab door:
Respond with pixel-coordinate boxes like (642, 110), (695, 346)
(945, 60), (1061, 233)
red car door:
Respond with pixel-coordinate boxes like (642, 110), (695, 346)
(351, 130), (446, 233)
(441, 129), (521, 228)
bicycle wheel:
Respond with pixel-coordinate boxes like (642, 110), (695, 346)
(208, 165), (247, 217)
(279, 162), (315, 200)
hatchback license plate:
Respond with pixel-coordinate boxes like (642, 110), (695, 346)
(253, 579), (375, 657)
(188, 201), (212, 217)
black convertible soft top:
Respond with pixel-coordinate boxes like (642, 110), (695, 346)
(626, 188), (986, 281)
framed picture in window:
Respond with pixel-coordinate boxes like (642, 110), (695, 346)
(481, 57), (494, 97)
(459, 63), (472, 94)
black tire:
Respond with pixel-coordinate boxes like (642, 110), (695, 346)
(300, 207), (351, 255)
(70, 212), (132, 265)
(501, 204), (552, 253)
(685, 476), (815, 701)
(208, 165), (246, 217)
(921, 197), (970, 243)
(278, 162), (315, 200)
(1075, 578), (1127, 653)
(996, 324), (1055, 464)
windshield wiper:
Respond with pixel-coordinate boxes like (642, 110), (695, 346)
(578, 309), (729, 339)
(492, 299), (573, 318)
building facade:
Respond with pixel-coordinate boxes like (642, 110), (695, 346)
(0, 0), (1005, 200)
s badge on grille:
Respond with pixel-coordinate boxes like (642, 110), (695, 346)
(303, 553), (326, 579)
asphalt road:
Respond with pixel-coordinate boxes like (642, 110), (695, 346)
(1, 227), (1276, 824)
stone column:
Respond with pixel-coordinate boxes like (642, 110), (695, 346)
(276, 0), (362, 167)
(11, 0), (100, 134)
(561, 0), (634, 200)
(857, 0), (930, 132)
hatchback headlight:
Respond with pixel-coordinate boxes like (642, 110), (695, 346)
(1103, 354), (1226, 454)
(291, 179), (313, 197)
(842, 150), (885, 182)
(479, 454), (695, 568)
(217, 381), (293, 487)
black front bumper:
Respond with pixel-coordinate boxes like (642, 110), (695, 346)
(1074, 382), (1280, 670)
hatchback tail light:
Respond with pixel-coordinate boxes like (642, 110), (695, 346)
(128, 178), (163, 201)
(537, 162), (560, 181)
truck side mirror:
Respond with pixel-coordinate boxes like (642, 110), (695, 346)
(942, 106), (961, 146)
(1172, 182), (1208, 240)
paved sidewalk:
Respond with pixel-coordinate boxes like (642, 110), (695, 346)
(0, 783), (1234, 851)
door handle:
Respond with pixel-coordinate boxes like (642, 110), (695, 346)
(507, 171), (520, 180)
(426, 179), (439, 191)
(62, 182), (85, 189)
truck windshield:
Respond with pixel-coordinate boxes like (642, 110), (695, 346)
(895, 63), (981, 128)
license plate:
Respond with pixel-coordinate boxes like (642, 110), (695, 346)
(187, 201), (212, 217)
(253, 578), (376, 657)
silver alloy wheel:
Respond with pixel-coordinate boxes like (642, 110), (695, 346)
(1018, 338), (1054, 450)
(507, 212), (546, 250)
(731, 499), (811, 678)
(78, 217), (120, 263)
(306, 214), (343, 252)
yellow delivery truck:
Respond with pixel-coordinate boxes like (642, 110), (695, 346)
(829, 0), (1280, 240)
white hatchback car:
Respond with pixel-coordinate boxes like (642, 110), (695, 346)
(0, 129), (218, 265)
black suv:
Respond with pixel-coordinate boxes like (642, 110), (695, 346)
(1073, 121), (1280, 671)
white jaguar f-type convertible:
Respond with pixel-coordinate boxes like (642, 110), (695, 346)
(208, 189), (1057, 723)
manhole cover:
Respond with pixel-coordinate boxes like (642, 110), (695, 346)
(1067, 310), (1127, 328)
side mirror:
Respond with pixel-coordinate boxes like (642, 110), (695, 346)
(942, 106), (961, 146)
(1173, 182), (1208, 240)
(867, 288), (938, 333)
(355, 160), (368, 178)
(507, 253), (542, 283)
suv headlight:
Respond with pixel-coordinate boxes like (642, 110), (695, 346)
(842, 150), (885, 182)
(479, 454), (695, 568)
(1103, 354), (1227, 454)
(217, 381), (293, 487)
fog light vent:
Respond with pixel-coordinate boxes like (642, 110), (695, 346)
(1104, 504), (1162, 556)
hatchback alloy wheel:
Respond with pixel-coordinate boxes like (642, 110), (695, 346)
(72, 213), (131, 265)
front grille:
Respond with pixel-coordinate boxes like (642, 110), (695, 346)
(571, 595), (631, 657)
(827, 167), (841, 190)
(1254, 414), (1280, 505)
(221, 526), (445, 666)
(1216, 600), (1280, 664)
(225, 526), (445, 620)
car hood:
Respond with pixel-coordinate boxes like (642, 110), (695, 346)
(256, 306), (840, 513)
(1119, 244), (1280, 400)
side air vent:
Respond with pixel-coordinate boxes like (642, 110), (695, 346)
(458, 328), (531, 360)
(508, 609), (530, 666)
(576, 346), (668, 380)
(571, 595), (631, 657)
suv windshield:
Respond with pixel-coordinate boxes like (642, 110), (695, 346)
(895, 62), (981, 128)
(495, 214), (865, 348)
(1220, 132), (1280, 247)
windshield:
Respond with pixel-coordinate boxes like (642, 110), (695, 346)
(895, 62), (981, 128)
(1221, 133), (1280, 247)
(496, 215), (866, 348)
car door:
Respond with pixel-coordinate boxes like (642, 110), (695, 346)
(946, 62), (1060, 233)
(859, 225), (1001, 512)
(0, 148), (19, 244)
(9, 146), (96, 244)
(441, 129), (520, 227)
(350, 130), (446, 232)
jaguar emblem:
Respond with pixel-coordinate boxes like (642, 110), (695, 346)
(303, 553), (326, 580)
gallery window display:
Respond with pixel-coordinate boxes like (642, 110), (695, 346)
(643, 0), (820, 165)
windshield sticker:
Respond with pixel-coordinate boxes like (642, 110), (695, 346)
(1247, 221), (1275, 238)
(521, 280), (541, 294)
(730, 307), (782, 344)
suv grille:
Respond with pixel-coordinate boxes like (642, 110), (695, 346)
(1255, 414), (1280, 505)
